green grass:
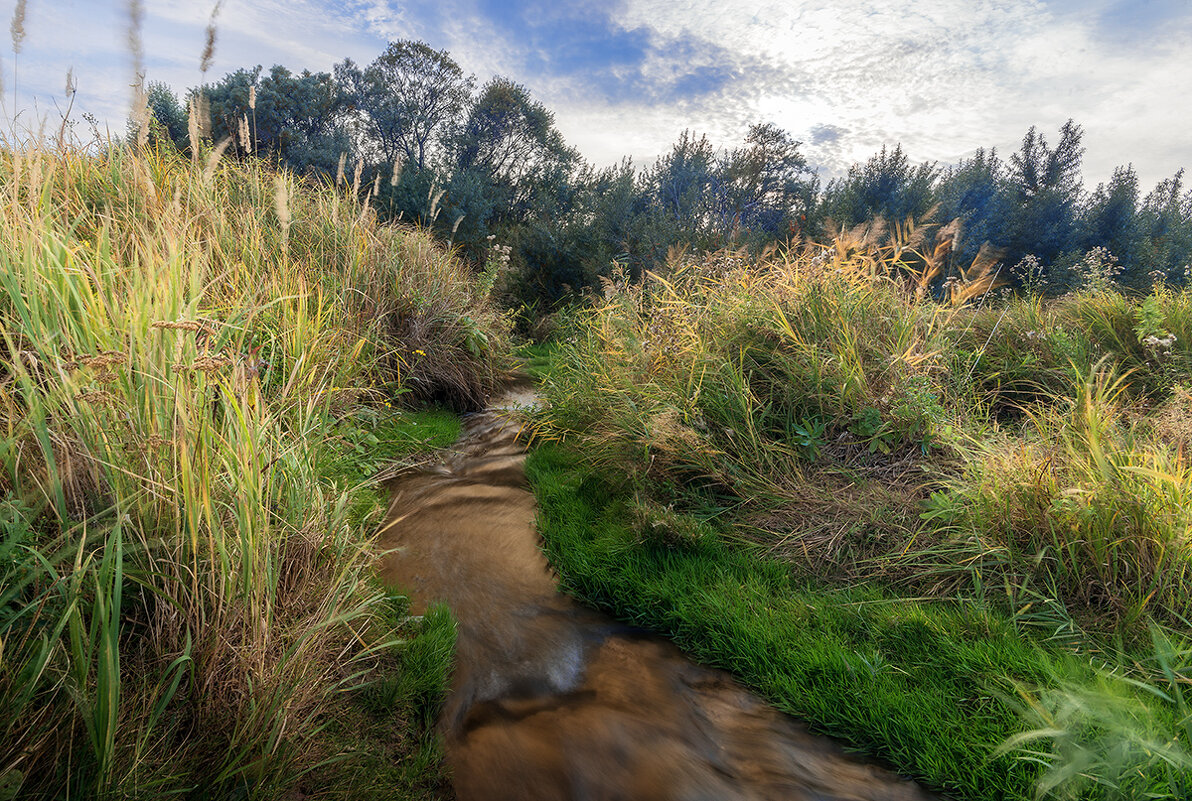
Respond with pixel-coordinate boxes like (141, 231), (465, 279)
(527, 442), (1192, 800)
(527, 443), (1048, 798)
(306, 600), (458, 801)
(0, 142), (502, 799)
(513, 340), (562, 382)
(528, 242), (1192, 800)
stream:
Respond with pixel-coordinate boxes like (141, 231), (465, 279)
(379, 386), (937, 801)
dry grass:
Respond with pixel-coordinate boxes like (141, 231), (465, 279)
(538, 237), (1192, 634)
(0, 140), (508, 798)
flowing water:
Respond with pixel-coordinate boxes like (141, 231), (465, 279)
(379, 387), (937, 801)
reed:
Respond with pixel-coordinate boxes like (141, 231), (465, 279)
(0, 141), (508, 798)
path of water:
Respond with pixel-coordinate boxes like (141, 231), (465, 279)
(379, 388), (937, 801)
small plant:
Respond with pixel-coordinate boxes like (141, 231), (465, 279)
(849, 406), (896, 454)
(1075, 247), (1125, 293)
(787, 416), (827, 461)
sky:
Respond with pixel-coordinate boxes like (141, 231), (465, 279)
(0, 0), (1189, 188)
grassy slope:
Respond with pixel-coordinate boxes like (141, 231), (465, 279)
(0, 144), (506, 799)
(527, 246), (1192, 800)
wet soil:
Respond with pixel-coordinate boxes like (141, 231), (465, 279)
(379, 388), (937, 801)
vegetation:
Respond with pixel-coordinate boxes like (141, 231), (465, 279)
(136, 40), (1192, 308)
(0, 141), (510, 798)
(8, 19), (1192, 801)
(528, 240), (1192, 799)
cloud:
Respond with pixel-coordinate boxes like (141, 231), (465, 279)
(0, 0), (1187, 189)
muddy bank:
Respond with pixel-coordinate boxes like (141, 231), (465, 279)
(379, 389), (936, 801)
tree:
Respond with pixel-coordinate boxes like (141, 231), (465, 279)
(936, 148), (1011, 266)
(1137, 170), (1192, 284)
(717, 123), (817, 238)
(644, 130), (718, 227)
(205, 65), (352, 176)
(1080, 165), (1143, 284)
(819, 144), (938, 229)
(447, 77), (578, 226)
(145, 82), (188, 150)
(1004, 120), (1085, 269)
(336, 41), (473, 169)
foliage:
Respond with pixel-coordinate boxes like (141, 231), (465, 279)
(534, 242), (1192, 636)
(526, 442), (1086, 801)
(820, 144), (938, 230)
(147, 39), (1192, 307)
(530, 241), (1192, 800)
(336, 41), (474, 170)
(205, 64), (354, 177)
(0, 142), (508, 799)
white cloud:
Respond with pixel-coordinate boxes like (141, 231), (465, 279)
(0, 0), (1187, 188)
(603, 0), (1191, 185)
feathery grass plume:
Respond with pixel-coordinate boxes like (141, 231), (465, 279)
(429, 186), (446, 222)
(447, 213), (464, 249)
(351, 158), (362, 198)
(202, 136), (230, 186)
(194, 90), (209, 139)
(274, 172), (291, 253)
(130, 74), (149, 149)
(335, 151), (346, 186)
(247, 83), (257, 145)
(126, 0), (143, 78)
(8, 0), (25, 103)
(238, 113), (251, 154)
(199, 1), (223, 76)
(10, 0), (26, 54)
(186, 94), (201, 163)
(390, 155), (402, 187)
(947, 244), (1006, 307)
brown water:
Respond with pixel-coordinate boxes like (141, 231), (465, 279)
(379, 388), (937, 801)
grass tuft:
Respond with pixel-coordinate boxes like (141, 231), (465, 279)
(0, 141), (506, 799)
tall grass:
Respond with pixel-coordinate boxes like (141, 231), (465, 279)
(0, 142), (508, 798)
(538, 244), (1192, 631)
(923, 363), (1192, 632)
(534, 241), (1192, 798)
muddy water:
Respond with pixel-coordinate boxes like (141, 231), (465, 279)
(379, 388), (936, 801)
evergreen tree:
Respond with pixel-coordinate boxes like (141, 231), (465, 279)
(935, 148), (1010, 266)
(145, 82), (188, 150)
(1080, 165), (1143, 285)
(1004, 120), (1085, 271)
(819, 144), (938, 229)
(1138, 170), (1192, 285)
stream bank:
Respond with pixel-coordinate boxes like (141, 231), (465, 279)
(379, 386), (935, 800)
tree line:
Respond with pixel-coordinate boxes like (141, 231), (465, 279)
(142, 40), (1192, 302)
